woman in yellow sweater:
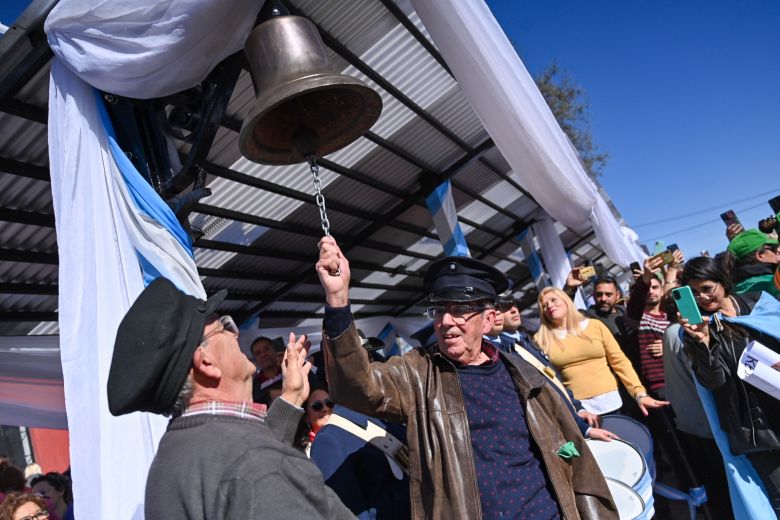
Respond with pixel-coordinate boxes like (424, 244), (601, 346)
(534, 287), (669, 416)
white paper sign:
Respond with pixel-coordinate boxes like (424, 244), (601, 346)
(738, 341), (780, 400)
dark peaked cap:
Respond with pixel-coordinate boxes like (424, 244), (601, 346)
(423, 256), (508, 303)
(107, 277), (226, 416)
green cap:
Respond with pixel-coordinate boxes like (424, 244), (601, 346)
(727, 229), (778, 260)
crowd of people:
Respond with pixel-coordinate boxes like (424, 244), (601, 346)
(3, 210), (779, 519)
(0, 459), (74, 520)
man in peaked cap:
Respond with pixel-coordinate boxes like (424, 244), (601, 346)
(107, 277), (354, 519)
(316, 236), (617, 520)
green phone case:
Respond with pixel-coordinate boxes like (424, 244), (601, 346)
(672, 286), (703, 325)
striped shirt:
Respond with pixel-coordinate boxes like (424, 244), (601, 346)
(637, 311), (669, 392)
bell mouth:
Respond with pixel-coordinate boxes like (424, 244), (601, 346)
(239, 73), (383, 165)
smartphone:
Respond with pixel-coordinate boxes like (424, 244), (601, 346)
(653, 241), (666, 255)
(672, 286), (703, 325)
(577, 265), (597, 280)
(720, 210), (741, 227)
(667, 243), (679, 253)
(629, 261), (641, 272)
(650, 250), (674, 266)
(769, 195), (780, 215)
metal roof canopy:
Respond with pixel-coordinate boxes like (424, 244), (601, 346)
(0, 0), (625, 335)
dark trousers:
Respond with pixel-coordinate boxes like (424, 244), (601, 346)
(747, 451), (780, 516)
(677, 431), (734, 520)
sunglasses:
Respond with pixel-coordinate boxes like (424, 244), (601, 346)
(309, 399), (334, 412)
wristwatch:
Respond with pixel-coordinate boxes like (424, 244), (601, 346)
(634, 392), (648, 402)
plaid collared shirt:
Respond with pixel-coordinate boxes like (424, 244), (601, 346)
(180, 401), (268, 423)
(481, 340), (500, 363)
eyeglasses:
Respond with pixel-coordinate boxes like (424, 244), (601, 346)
(309, 399), (334, 412)
(691, 283), (720, 299)
(200, 315), (239, 344)
(20, 510), (49, 520)
(425, 305), (487, 322)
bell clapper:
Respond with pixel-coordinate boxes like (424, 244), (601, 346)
(307, 155), (341, 277)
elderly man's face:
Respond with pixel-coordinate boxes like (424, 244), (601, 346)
(202, 319), (256, 399)
(434, 301), (495, 365)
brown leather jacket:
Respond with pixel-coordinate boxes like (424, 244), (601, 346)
(324, 322), (617, 520)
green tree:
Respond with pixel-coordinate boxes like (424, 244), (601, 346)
(535, 62), (608, 178)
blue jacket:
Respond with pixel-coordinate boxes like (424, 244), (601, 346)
(311, 405), (410, 520)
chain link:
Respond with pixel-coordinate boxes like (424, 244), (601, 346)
(308, 158), (331, 237)
(307, 157), (340, 276)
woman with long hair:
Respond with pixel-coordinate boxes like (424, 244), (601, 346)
(679, 256), (780, 513)
(535, 287), (668, 416)
(294, 388), (334, 456)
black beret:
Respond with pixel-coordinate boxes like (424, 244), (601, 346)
(423, 256), (508, 303)
(107, 278), (226, 416)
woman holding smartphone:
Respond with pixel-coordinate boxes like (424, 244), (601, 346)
(535, 287), (669, 416)
(679, 256), (780, 513)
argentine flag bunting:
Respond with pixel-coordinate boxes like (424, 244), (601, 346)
(425, 179), (470, 257)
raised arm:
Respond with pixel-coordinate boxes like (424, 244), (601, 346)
(317, 237), (412, 422)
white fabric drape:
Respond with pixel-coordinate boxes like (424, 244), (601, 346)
(48, 59), (195, 519)
(45, 0), (264, 99)
(533, 218), (586, 309)
(409, 0), (645, 267)
(0, 336), (65, 429)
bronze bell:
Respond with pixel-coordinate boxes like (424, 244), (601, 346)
(239, 14), (383, 165)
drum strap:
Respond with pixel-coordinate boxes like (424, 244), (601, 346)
(326, 412), (410, 477)
(513, 344), (573, 405)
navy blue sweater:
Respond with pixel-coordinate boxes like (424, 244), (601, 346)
(458, 358), (560, 519)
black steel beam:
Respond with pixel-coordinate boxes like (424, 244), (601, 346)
(0, 282), (57, 295)
(0, 99), (47, 124)
(200, 160), (439, 240)
(0, 43), (52, 102)
(0, 157), (49, 181)
(0, 207), (55, 227)
(200, 266), (418, 294)
(0, 248), (57, 264)
(195, 238), (422, 278)
(220, 289), (411, 306)
(192, 203), (436, 261)
(0, 311), (58, 322)
(376, 0), (452, 75)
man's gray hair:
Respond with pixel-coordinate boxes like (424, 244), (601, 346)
(166, 375), (194, 417)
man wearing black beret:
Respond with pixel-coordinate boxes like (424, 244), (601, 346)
(107, 277), (354, 519)
(316, 236), (617, 520)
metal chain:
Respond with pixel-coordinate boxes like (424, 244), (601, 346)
(307, 157), (340, 276)
(308, 158), (331, 237)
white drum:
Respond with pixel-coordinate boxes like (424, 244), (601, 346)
(586, 438), (647, 487)
(587, 438), (654, 518)
(605, 477), (646, 520)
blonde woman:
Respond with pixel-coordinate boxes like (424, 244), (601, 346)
(535, 287), (669, 416)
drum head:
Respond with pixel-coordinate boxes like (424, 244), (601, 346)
(605, 477), (645, 520)
(600, 414), (653, 462)
(586, 438), (647, 488)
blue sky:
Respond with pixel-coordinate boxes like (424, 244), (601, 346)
(3, 1), (778, 260)
(486, 0), (780, 258)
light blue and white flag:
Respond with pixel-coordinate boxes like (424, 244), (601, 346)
(517, 228), (548, 290)
(425, 179), (470, 257)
